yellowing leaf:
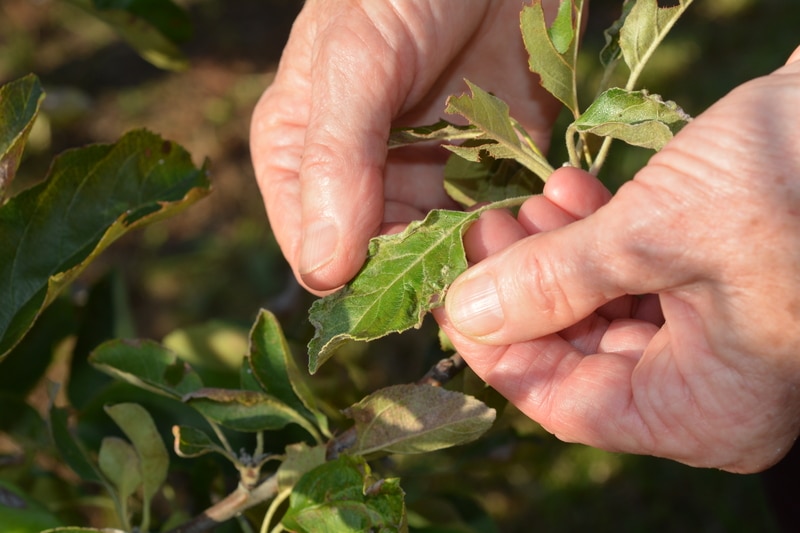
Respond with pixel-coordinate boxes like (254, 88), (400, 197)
(342, 384), (496, 456)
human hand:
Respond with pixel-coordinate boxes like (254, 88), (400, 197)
(438, 47), (800, 473)
(250, 0), (561, 294)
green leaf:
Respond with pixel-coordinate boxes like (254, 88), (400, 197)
(248, 309), (329, 435)
(570, 88), (691, 150)
(599, 0), (636, 68)
(98, 436), (142, 503)
(0, 479), (63, 532)
(308, 209), (476, 373)
(282, 455), (407, 533)
(548, 0), (576, 54)
(183, 388), (309, 433)
(619, 0), (694, 87)
(387, 119), (481, 149)
(163, 320), (250, 373)
(66, 0), (191, 71)
(42, 529), (119, 533)
(104, 403), (169, 520)
(172, 425), (231, 459)
(0, 129), (210, 360)
(91, 0), (192, 43)
(89, 338), (204, 399)
(444, 148), (541, 208)
(445, 80), (553, 180)
(277, 442), (327, 492)
(48, 405), (106, 484)
(0, 74), (45, 200)
(521, 1), (583, 116)
(68, 270), (133, 410)
(342, 384), (496, 456)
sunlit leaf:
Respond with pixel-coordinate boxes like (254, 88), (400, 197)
(183, 388), (309, 433)
(277, 442), (327, 492)
(342, 384), (496, 456)
(104, 403), (169, 513)
(0, 74), (44, 199)
(619, 0), (694, 85)
(0, 129), (210, 360)
(66, 0), (192, 71)
(521, 1), (583, 116)
(445, 80), (552, 180)
(98, 436), (142, 503)
(282, 455), (407, 533)
(90, 339), (204, 399)
(248, 309), (328, 435)
(308, 209), (477, 373)
(570, 88), (691, 150)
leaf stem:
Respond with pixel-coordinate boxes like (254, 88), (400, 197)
(624, 0), (694, 90)
(261, 487), (292, 533)
(589, 136), (615, 175)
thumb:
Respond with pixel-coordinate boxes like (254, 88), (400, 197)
(444, 182), (686, 345)
(787, 44), (800, 65)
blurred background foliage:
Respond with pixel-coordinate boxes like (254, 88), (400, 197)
(0, 0), (797, 531)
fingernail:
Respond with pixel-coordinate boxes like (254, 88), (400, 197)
(300, 221), (338, 275)
(446, 275), (504, 337)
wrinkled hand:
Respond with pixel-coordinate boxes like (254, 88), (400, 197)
(251, 0), (560, 294)
(438, 48), (800, 473)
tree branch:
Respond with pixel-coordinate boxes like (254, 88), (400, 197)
(168, 352), (468, 532)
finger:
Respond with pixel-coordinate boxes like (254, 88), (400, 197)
(434, 308), (655, 454)
(786, 44), (800, 65)
(542, 166), (613, 219)
(463, 209), (526, 263)
(297, 17), (407, 290)
(443, 178), (691, 345)
(250, 21), (316, 292)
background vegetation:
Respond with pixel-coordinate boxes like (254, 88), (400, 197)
(1, 0), (797, 531)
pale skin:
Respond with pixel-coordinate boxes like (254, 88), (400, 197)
(251, 0), (800, 473)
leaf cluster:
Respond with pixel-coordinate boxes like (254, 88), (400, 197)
(308, 0), (693, 370)
(0, 1), (702, 531)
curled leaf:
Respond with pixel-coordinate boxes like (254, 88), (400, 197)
(570, 88), (691, 150)
(343, 384), (496, 456)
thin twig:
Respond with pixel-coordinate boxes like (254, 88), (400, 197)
(166, 476), (279, 533)
(168, 352), (469, 532)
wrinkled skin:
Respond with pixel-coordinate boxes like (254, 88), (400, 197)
(251, 0), (800, 473)
(440, 49), (800, 473)
(251, 0), (560, 293)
